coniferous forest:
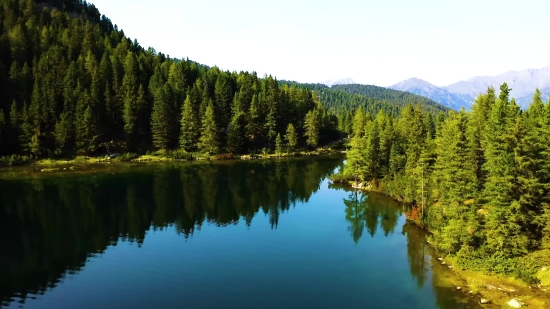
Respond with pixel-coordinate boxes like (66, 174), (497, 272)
(0, 0), (344, 160)
(0, 0), (453, 163)
(335, 84), (550, 283)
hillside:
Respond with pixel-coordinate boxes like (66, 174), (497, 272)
(281, 81), (450, 117)
(0, 0), (345, 159)
(330, 84), (448, 112)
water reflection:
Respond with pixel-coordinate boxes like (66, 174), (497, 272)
(341, 190), (403, 243)
(0, 158), (340, 307)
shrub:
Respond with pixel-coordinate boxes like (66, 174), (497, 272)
(217, 153), (234, 160)
(0, 155), (32, 166)
(119, 153), (139, 161)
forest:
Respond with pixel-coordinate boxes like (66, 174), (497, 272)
(0, 0), (451, 163)
(0, 0), (344, 161)
(334, 83), (550, 283)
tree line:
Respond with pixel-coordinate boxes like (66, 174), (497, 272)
(0, 0), (344, 160)
(334, 83), (550, 282)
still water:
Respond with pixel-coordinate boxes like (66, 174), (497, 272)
(0, 157), (478, 309)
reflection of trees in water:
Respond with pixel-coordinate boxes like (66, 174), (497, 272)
(402, 220), (428, 288)
(342, 190), (402, 243)
(0, 158), (340, 307)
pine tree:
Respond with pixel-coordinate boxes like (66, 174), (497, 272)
(151, 84), (177, 150)
(246, 94), (263, 148)
(54, 112), (74, 154)
(122, 52), (140, 150)
(346, 108), (366, 182)
(304, 109), (319, 148)
(226, 110), (246, 154)
(9, 101), (21, 153)
(275, 133), (284, 155)
(198, 104), (219, 154)
(363, 120), (381, 180)
(179, 94), (199, 151)
(431, 110), (477, 254)
(483, 83), (526, 256)
(284, 123), (298, 152)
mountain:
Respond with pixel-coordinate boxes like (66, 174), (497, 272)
(390, 78), (472, 110)
(280, 81), (451, 116)
(321, 77), (356, 87)
(391, 65), (550, 110)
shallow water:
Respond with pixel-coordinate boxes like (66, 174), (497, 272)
(0, 157), (479, 308)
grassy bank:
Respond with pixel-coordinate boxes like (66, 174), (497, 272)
(332, 178), (550, 308)
(0, 148), (345, 170)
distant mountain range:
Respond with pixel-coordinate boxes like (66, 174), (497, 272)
(321, 77), (356, 87)
(390, 65), (550, 110)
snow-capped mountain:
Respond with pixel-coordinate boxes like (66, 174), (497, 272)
(390, 78), (472, 110)
(391, 65), (550, 110)
(321, 77), (356, 87)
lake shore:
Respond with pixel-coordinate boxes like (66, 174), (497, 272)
(340, 180), (550, 309)
(0, 149), (345, 178)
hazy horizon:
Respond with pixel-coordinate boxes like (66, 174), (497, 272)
(89, 0), (550, 87)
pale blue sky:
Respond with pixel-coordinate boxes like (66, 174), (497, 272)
(89, 0), (550, 87)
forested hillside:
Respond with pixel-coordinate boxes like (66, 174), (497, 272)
(0, 0), (343, 160)
(333, 83), (550, 283)
(281, 81), (450, 135)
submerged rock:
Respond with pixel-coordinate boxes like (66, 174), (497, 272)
(480, 298), (490, 304)
(507, 299), (521, 308)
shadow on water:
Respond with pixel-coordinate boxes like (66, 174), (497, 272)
(333, 185), (494, 309)
(0, 157), (341, 307)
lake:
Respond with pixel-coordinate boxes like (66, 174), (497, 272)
(0, 156), (483, 309)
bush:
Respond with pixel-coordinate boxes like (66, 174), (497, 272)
(217, 153), (234, 160)
(118, 153), (139, 161)
(0, 155), (32, 166)
(166, 149), (195, 160)
(329, 173), (352, 183)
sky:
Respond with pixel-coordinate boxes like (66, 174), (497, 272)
(89, 0), (550, 87)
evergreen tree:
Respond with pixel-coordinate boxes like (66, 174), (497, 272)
(284, 123), (298, 152)
(226, 110), (246, 154)
(54, 112), (74, 154)
(198, 104), (219, 154)
(345, 108), (366, 182)
(363, 120), (381, 180)
(179, 94), (199, 151)
(304, 109), (319, 148)
(122, 52), (140, 150)
(151, 84), (177, 150)
(275, 133), (283, 155)
(246, 94), (263, 149)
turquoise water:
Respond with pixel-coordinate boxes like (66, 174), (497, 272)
(0, 157), (473, 309)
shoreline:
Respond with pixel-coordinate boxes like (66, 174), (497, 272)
(0, 150), (345, 178)
(342, 181), (549, 309)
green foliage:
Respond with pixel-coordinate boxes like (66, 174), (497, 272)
(304, 109), (320, 148)
(275, 133), (283, 155)
(179, 94), (200, 151)
(151, 84), (177, 150)
(0, 0), (343, 159)
(335, 85), (550, 283)
(284, 123), (298, 152)
(226, 110), (246, 154)
(198, 104), (219, 154)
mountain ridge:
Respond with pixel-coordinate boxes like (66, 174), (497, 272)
(390, 65), (550, 110)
